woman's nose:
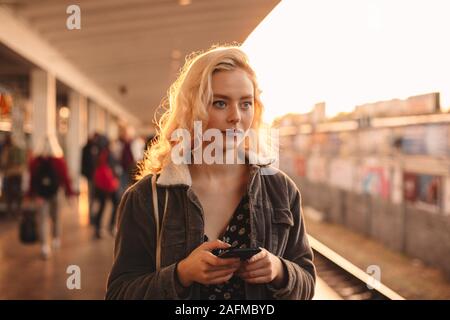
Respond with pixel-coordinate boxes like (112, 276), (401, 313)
(227, 104), (241, 124)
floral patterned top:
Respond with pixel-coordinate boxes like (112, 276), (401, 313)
(200, 194), (251, 300)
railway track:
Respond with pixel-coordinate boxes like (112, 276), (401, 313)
(309, 236), (404, 300)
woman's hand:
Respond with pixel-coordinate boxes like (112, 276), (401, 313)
(176, 240), (241, 287)
(237, 248), (286, 287)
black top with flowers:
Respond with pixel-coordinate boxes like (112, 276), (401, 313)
(199, 194), (251, 300)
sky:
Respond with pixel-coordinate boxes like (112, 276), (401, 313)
(242, 0), (450, 122)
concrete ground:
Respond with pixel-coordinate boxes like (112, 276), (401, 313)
(0, 193), (114, 300)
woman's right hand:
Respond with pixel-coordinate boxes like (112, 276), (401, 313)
(176, 240), (241, 287)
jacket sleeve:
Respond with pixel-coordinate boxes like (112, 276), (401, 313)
(105, 179), (192, 300)
(266, 175), (316, 300)
(56, 158), (74, 196)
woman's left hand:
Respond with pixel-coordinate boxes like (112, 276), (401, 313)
(236, 248), (285, 287)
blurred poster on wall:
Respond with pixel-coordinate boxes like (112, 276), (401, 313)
(356, 158), (391, 199)
(403, 171), (442, 210)
(396, 124), (448, 156)
(329, 159), (353, 191)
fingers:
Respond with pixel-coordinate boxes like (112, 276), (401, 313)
(247, 248), (266, 263)
(205, 265), (239, 280)
(241, 258), (270, 272)
(198, 263), (239, 285)
(186, 241), (243, 286)
(239, 268), (271, 280)
(236, 249), (275, 284)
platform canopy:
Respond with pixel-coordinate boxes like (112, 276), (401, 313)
(0, 0), (280, 128)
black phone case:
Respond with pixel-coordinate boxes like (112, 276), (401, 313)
(217, 248), (261, 260)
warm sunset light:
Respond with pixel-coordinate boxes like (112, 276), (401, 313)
(243, 0), (450, 123)
(2, 0), (450, 303)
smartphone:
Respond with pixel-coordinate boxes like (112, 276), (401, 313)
(215, 247), (261, 260)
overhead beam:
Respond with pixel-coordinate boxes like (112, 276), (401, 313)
(0, 6), (140, 126)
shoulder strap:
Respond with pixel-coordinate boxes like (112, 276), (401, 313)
(151, 174), (169, 271)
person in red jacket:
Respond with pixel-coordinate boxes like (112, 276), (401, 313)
(93, 145), (119, 239)
(28, 135), (75, 259)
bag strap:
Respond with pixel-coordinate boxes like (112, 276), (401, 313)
(151, 174), (168, 271)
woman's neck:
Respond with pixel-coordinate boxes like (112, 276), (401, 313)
(188, 147), (248, 181)
(189, 162), (247, 181)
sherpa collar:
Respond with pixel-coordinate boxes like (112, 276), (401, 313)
(156, 151), (274, 187)
(156, 161), (193, 187)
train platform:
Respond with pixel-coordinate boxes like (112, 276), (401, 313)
(304, 207), (450, 300)
(0, 194), (114, 299)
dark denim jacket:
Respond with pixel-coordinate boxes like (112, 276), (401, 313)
(106, 161), (316, 300)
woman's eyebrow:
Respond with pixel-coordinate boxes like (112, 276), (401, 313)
(213, 94), (254, 100)
(213, 94), (230, 100)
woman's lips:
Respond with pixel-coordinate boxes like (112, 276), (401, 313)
(222, 129), (244, 136)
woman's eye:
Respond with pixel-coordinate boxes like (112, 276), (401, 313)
(242, 101), (253, 109)
(213, 100), (226, 109)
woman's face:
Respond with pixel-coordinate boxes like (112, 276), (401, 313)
(205, 68), (255, 149)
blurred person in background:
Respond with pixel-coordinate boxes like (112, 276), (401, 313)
(93, 141), (120, 239)
(0, 133), (27, 220)
(28, 134), (74, 259)
(81, 132), (100, 225)
(116, 128), (136, 197)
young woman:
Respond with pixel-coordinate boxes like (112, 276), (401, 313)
(106, 46), (316, 300)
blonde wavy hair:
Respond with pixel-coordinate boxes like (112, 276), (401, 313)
(136, 45), (267, 179)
